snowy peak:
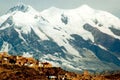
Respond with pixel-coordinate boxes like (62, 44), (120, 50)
(48, 6), (61, 11)
(0, 4), (120, 72)
(2, 4), (41, 27)
(42, 4), (94, 13)
(78, 5), (93, 10)
(41, 6), (63, 15)
(7, 3), (30, 13)
(7, 3), (38, 14)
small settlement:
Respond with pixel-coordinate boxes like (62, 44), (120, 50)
(0, 52), (81, 80)
(0, 52), (118, 80)
(0, 52), (52, 68)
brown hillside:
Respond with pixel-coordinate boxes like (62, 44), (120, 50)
(0, 52), (120, 80)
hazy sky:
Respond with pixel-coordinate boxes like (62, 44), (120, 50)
(0, 0), (120, 18)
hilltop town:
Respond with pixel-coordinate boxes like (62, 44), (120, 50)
(0, 52), (52, 68)
(0, 52), (120, 80)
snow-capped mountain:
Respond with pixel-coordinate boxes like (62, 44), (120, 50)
(0, 4), (120, 72)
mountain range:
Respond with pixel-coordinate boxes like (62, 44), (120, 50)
(0, 3), (120, 72)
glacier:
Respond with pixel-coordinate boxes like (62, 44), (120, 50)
(0, 4), (120, 72)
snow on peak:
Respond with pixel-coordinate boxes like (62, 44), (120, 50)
(7, 3), (38, 14)
(7, 3), (30, 13)
(0, 4), (50, 35)
(2, 4), (41, 26)
(48, 6), (60, 11)
(41, 6), (63, 14)
(79, 4), (93, 10)
(43, 4), (93, 12)
(73, 4), (94, 14)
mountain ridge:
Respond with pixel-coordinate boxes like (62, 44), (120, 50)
(0, 4), (120, 72)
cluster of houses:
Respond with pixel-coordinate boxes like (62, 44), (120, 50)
(0, 52), (52, 68)
(0, 52), (106, 80)
(0, 52), (80, 80)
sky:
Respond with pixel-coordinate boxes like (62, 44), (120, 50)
(0, 0), (120, 18)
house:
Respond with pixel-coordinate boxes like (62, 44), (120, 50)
(58, 74), (65, 80)
(64, 73), (73, 80)
(82, 70), (91, 80)
(38, 62), (43, 67)
(0, 52), (10, 64)
(16, 56), (28, 66)
(41, 62), (52, 68)
(0, 52), (10, 58)
(48, 75), (57, 80)
(83, 70), (89, 76)
(0, 52), (53, 69)
(8, 56), (17, 64)
(2, 56), (9, 64)
(26, 57), (37, 67)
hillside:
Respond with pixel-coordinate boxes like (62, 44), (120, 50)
(0, 52), (120, 80)
(0, 64), (120, 80)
